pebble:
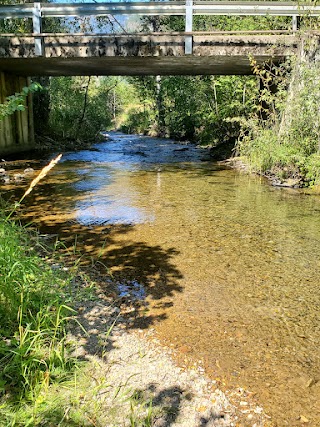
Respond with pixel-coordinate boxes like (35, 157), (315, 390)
(24, 167), (35, 174)
(306, 378), (315, 388)
(0, 168), (6, 175)
(14, 173), (24, 181)
(1, 176), (10, 184)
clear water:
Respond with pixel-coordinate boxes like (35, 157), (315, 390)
(3, 132), (320, 426)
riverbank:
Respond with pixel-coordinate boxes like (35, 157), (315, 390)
(222, 156), (306, 189)
(35, 133), (97, 153)
(0, 214), (270, 426)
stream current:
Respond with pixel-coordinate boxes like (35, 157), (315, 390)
(2, 132), (320, 426)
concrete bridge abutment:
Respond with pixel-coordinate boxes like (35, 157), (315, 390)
(0, 72), (35, 156)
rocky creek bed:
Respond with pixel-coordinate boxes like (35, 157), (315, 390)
(67, 271), (271, 427)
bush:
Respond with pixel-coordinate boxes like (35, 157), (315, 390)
(121, 107), (156, 135)
(300, 153), (320, 186)
(48, 77), (114, 141)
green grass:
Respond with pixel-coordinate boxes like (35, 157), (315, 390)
(238, 128), (320, 186)
(0, 215), (78, 425)
(238, 129), (303, 176)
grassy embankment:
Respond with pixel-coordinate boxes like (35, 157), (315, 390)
(236, 57), (320, 188)
(0, 212), (78, 425)
(0, 211), (159, 426)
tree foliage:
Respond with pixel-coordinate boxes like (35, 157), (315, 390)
(237, 57), (320, 186)
(121, 72), (259, 147)
(123, 13), (270, 146)
(47, 76), (136, 142)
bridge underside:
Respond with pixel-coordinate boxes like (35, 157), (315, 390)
(0, 55), (288, 76)
(0, 35), (298, 76)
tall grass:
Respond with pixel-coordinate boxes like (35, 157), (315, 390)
(0, 216), (77, 424)
(0, 216), (158, 426)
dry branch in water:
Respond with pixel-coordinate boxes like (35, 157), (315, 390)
(21, 154), (62, 200)
(7, 154), (62, 219)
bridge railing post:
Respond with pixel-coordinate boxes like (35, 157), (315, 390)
(185, 0), (193, 55)
(292, 15), (300, 32)
(33, 2), (44, 56)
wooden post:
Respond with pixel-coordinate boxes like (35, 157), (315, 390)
(33, 2), (44, 56)
(185, 0), (193, 55)
(27, 77), (35, 145)
(0, 73), (35, 155)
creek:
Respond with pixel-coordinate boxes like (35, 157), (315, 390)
(2, 132), (320, 426)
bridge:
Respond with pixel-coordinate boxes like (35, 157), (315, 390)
(0, 1), (319, 153)
(0, 1), (314, 76)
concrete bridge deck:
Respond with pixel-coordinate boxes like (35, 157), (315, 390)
(0, 34), (298, 76)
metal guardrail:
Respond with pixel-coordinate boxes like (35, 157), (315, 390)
(0, 1), (316, 55)
(2, 2), (320, 18)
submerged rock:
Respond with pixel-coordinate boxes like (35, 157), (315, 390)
(173, 147), (189, 152)
(13, 173), (24, 182)
(271, 178), (301, 188)
(24, 167), (35, 174)
(0, 175), (10, 184)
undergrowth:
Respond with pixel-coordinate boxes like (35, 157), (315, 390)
(237, 55), (320, 186)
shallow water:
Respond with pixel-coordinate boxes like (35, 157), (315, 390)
(2, 132), (320, 426)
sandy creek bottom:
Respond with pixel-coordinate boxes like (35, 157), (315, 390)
(2, 132), (320, 426)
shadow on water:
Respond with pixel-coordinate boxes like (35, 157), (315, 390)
(43, 223), (183, 327)
(2, 169), (184, 329)
(59, 222), (183, 328)
(0, 160), (185, 368)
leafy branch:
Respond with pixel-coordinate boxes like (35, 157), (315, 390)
(0, 82), (41, 121)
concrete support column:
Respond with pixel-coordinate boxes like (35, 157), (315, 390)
(0, 72), (35, 156)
